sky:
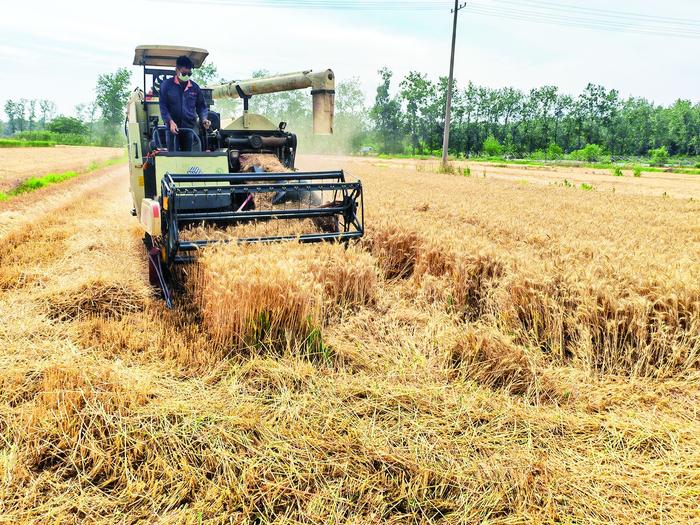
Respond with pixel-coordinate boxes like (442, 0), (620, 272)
(1, 0), (699, 117)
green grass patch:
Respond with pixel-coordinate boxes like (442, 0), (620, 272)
(12, 172), (79, 195)
(0, 139), (55, 148)
(580, 183), (595, 191)
(1, 153), (127, 202)
(625, 165), (700, 175)
(376, 153), (440, 160)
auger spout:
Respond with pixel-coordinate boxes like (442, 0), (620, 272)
(207, 69), (335, 135)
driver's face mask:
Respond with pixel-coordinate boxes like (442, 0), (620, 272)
(178, 70), (192, 82)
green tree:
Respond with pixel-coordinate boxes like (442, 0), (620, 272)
(399, 71), (432, 154)
(336, 77), (366, 115)
(226, 68), (698, 162)
(4, 100), (17, 134)
(95, 68), (132, 125)
(15, 100), (27, 132)
(192, 62), (221, 86)
(74, 102), (98, 140)
(48, 116), (88, 135)
(370, 68), (403, 153)
(456, 82), (479, 156)
(39, 100), (56, 130)
(247, 69), (310, 126)
(27, 100), (37, 131)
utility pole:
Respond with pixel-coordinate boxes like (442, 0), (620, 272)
(442, 0), (467, 167)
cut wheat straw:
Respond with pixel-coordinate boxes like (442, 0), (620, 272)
(2, 153), (700, 523)
(239, 153), (290, 173)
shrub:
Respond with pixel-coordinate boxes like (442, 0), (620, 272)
(14, 130), (54, 141)
(633, 167), (642, 178)
(580, 183), (595, 191)
(15, 131), (88, 145)
(14, 123), (125, 148)
(649, 146), (669, 167)
(48, 116), (88, 135)
(529, 149), (546, 160)
(570, 144), (605, 163)
(612, 167), (623, 177)
(547, 143), (564, 160)
(482, 135), (503, 157)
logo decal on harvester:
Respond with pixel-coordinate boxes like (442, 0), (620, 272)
(187, 166), (202, 175)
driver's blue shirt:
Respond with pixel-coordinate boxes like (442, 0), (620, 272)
(159, 76), (208, 128)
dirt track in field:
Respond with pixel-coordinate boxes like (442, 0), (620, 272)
(0, 164), (126, 240)
(324, 155), (700, 200)
(0, 145), (124, 191)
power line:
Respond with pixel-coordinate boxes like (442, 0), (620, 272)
(496, 0), (700, 29)
(468, 2), (700, 38)
(152, 0), (700, 39)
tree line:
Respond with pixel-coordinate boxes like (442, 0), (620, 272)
(247, 67), (700, 160)
(3, 99), (57, 134)
(2, 68), (133, 146)
(369, 68), (700, 159)
(3, 64), (697, 160)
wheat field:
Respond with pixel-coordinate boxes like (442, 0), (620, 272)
(0, 155), (698, 524)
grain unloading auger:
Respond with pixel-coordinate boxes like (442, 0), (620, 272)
(125, 46), (364, 307)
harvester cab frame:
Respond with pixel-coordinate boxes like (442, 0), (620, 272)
(126, 45), (364, 307)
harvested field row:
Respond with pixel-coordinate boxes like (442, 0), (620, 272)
(0, 145), (124, 191)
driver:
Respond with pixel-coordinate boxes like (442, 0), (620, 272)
(159, 55), (211, 152)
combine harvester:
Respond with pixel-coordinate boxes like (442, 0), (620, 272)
(125, 46), (364, 307)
